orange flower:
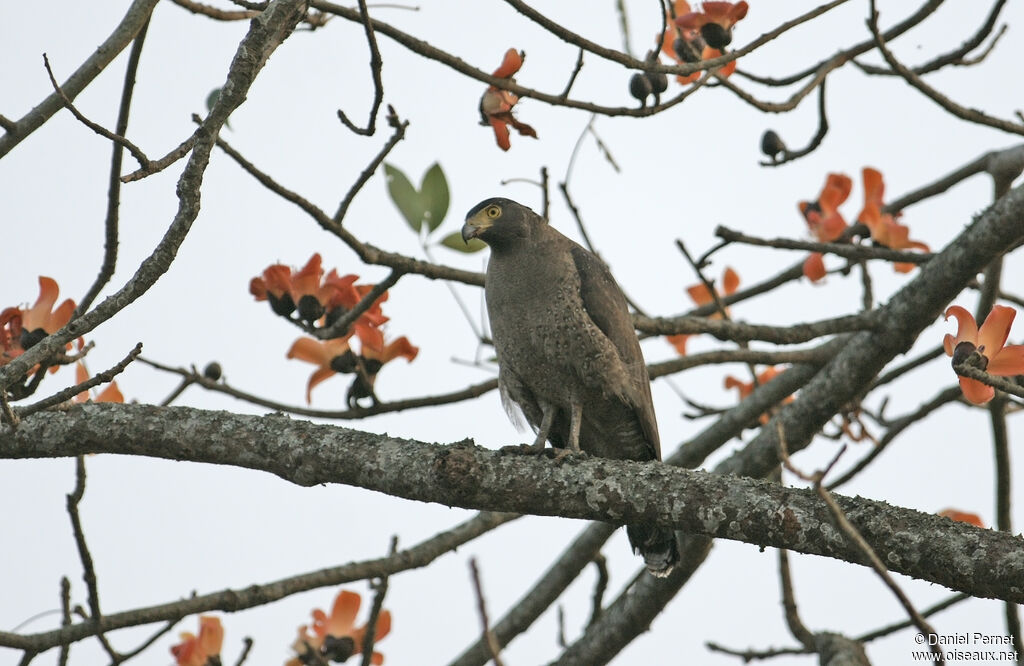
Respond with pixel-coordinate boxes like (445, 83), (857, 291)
(943, 305), (1024, 405)
(250, 254), (343, 322)
(347, 336), (419, 408)
(1, 277), (77, 374)
(802, 253), (827, 282)
(800, 173), (852, 243)
(677, 1), (749, 50)
(724, 366), (793, 423)
(658, 2), (737, 84)
(251, 255), (389, 350)
(667, 267), (739, 356)
(325, 279), (388, 353)
(687, 266), (740, 311)
(0, 307), (24, 366)
(250, 263), (296, 316)
(287, 336), (355, 403)
(857, 168), (929, 273)
(287, 590), (392, 666)
(937, 508), (985, 529)
(171, 616), (223, 666)
(19, 277), (76, 350)
(666, 334), (690, 356)
(362, 336), (419, 366)
(798, 173), (852, 282)
(479, 48), (537, 151)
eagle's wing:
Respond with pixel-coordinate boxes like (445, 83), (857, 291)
(568, 243), (661, 460)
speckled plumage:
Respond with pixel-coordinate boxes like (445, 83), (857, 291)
(462, 197), (680, 577)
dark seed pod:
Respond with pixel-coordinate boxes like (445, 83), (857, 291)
(673, 36), (703, 63)
(346, 374), (376, 409)
(329, 349), (358, 374)
(19, 328), (47, 350)
(760, 130), (787, 159)
(700, 22), (732, 50)
(267, 292), (296, 317)
(296, 294), (325, 323)
(322, 635), (356, 662)
(951, 341), (976, 368)
(646, 70), (668, 95)
(629, 72), (653, 105)
(203, 362), (222, 381)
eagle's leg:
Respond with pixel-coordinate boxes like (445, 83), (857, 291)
(553, 401), (585, 461)
(529, 402), (557, 452)
(501, 402), (556, 455)
(567, 401), (583, 453)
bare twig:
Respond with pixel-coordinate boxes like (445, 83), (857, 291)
(828, 386), (962, 491)
(777, 549), (815, 649)
(855, 593), (969, 643)
(853, 0), (1008, 76)
(119, 128), (200, 183)
(66, 457), (121, 663)
(58, 578), (71, 666)
(559, 49), (585, 99)
(213, 130), (484, 287)
(468, 558), (505, 666)
(734, 0), (941, 87)
(715, 226), (932, 266)
(871, 345), (944, 389)
(41, 54), (152, 170)
(867, 1), (1024, 137)
(76, 18), (151, 316)
(316, 270), (404, 340)
(139, 355), (499, 419)
(338, 0), (385, 135)
(360, 536), (396, 666)
(759, 78), (829, 167)
(11, 343), (142, 420)
(334, 106), (408, 222)
(234, 637), (255, 666)
(587, 554), (608, 628)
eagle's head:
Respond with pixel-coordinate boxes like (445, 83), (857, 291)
(462, 198), (545, 251)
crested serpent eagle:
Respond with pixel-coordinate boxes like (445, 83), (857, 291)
(462, 197), (680, 577)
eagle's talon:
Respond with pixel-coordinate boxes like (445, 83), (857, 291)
(500, 443), (547, 455)
(552, 448), (587, 463)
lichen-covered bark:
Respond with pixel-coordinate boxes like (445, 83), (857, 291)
(3, 403), (1022, 605)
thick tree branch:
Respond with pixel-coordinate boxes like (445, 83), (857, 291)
(1, 404), (1021, 608)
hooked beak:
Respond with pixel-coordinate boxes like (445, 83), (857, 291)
(461, 211), (492, 244)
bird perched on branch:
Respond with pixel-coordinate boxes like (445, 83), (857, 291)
(462, 197), (679, 577)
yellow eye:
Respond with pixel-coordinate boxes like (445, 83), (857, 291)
(487, 206), (502, 219)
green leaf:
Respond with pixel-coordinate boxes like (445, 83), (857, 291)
(384, 163), (425, 232)
(206, 88), (220, 112)
(205, 87), (231, 129)
(440, 231), (486, 253)
(420, 163), (450, 232)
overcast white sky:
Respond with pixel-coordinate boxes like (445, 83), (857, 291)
(3, 1), (1024, 664)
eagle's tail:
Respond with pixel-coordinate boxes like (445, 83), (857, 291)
(627, 523), (680, 578)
